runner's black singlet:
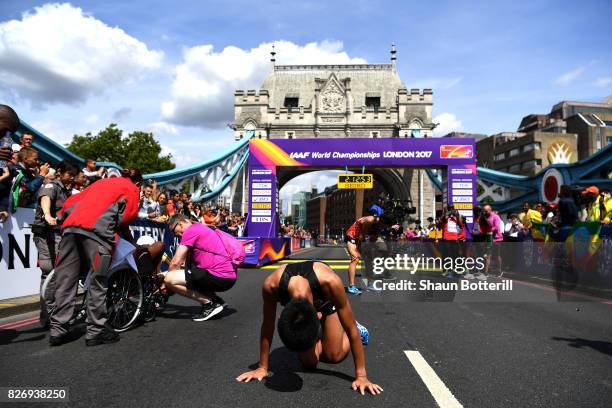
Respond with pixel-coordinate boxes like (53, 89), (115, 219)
(278, 261), (336, 316)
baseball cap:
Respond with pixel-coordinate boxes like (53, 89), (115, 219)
(581, 186), (599, 195)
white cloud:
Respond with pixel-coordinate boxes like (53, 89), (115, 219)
(83, 114), (99, 126)
(432, 112), (462, 137)
(162, 40), (366, 128)
(279, 170), (344, 200)
(0, 3), (163, 107)
(594, 77), (612, 88)
(149, 121), (178, 135)
(31, 120), (77, 145)
(159, 144), (199, 166)
(554, 67), (584, 86)
(408, 77), (462, 90)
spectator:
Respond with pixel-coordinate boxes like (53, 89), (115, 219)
(138, 182), (160, 220)
(10, 144), (20, 165)
(10, 147), (49, 209)
(32, 160), (79, 328)
(504, 214), (522, 241)
(20, 133), (34, 148)
(82, 159), (106, 183)
(582, 186), (612, 223)
(157, 193), (169, 217)
(558, 185), (579, 227)
(600, 189), (612, 224)
(522, 202), (544, 229)
(106, 167), (122, 178)
(166, 190), (178, 216)
(72, 171), (87, 194)
(0, 104), (20, 221)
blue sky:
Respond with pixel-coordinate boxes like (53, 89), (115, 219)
(0, 0), (611, 196)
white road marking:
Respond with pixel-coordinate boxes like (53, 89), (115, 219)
(404, 350), (463, 408)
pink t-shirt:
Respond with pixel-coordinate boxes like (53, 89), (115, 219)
(180, 223), (236, 279)
(479, 212), (504, 242)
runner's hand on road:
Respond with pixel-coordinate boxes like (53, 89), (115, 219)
(236, 367), (269, 382)
(352, 376), (383, 395)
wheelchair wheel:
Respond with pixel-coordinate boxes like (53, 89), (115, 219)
(106, 268), (143, 332)
(40, 269), (55, 300)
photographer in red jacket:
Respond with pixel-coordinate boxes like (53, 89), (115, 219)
(49, 167), (142, 347)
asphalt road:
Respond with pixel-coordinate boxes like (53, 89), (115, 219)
(1, 245), (611, 407)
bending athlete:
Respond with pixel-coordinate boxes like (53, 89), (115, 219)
(345, 214), (389, 295)
(236, 261), (382, 396)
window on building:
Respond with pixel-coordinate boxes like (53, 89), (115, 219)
(285, 131), (294, 139)
(595, 127), (602, 150)
(495, 153), (506, 161)
(283, 97), (299, 111)
(509, 148), (520, 157)
(607, 136), (612, 145)
(365, 97), (380, 112)
(370, 131), (380, 138)
(509, 164), (521, 172)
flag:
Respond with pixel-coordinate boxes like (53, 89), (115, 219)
(565, 221), (602, 270)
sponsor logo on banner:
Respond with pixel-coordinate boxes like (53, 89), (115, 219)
(440, 145), (473, 159)
(466, 217), (473, 224)
(451, 168), (473, 175)
(252, 203), (272, 209)
(252, 169), (272, 175)
(452, 182), (473, 189)
(252, 210), (272, 216)
(458, 210), (473, 217)
(252, 183), (272, 189)
(252, 190), (271, 196)
(252, 196), (272, 202)
(252, 217), (272, 223)
(452, 196), (472, 203)
(452, 189), (473, 196)
(453, 203), (473, 209)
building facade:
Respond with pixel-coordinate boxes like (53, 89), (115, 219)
(517, 97), (612, 159)
(232, 47), (439, 223)
(476, 131), (578, 176)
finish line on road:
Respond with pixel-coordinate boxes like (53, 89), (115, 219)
(404, 350), (463, 408)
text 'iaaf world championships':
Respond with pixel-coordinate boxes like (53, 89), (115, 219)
(372, 254), (486, 275)
(289, 150), (434, 160)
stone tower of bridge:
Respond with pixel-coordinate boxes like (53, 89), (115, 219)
(231, 46), (438, 222)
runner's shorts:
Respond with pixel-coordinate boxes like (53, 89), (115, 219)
(185, 268), (236, 293)
(344, 235), (358, 245)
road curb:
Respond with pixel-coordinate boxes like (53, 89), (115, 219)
(0, 295), (40, 319)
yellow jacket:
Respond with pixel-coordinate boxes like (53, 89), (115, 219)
(522, 209), (542, 228)
(587, 196), (612, 223)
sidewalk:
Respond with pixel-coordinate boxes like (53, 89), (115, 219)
(0, 294), (39, 318)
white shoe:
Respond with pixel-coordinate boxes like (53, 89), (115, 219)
(475, 273), (488, 281)
(464, 273), (475, 280)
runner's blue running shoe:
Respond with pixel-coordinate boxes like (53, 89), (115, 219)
(356, 321), (369, 345)
(347, 285), (362, 295)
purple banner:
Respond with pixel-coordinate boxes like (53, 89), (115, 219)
(247, 138), (477, 237)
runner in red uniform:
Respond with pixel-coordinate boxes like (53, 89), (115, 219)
(344, 215), (388, 295)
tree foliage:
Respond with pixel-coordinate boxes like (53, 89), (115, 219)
(66, 124), (175, 174)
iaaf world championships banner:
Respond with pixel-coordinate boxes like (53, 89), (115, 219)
(247, 138), (477, 237)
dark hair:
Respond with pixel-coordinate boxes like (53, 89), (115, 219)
(57, 160), (79, 176)
(120, 167), (143, 184)
(0, 104), (20, 132)
(277, 299), (319, 352)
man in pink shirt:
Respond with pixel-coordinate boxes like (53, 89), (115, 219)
(164, 214), (237, 321)
(478, 204), (504, 279)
